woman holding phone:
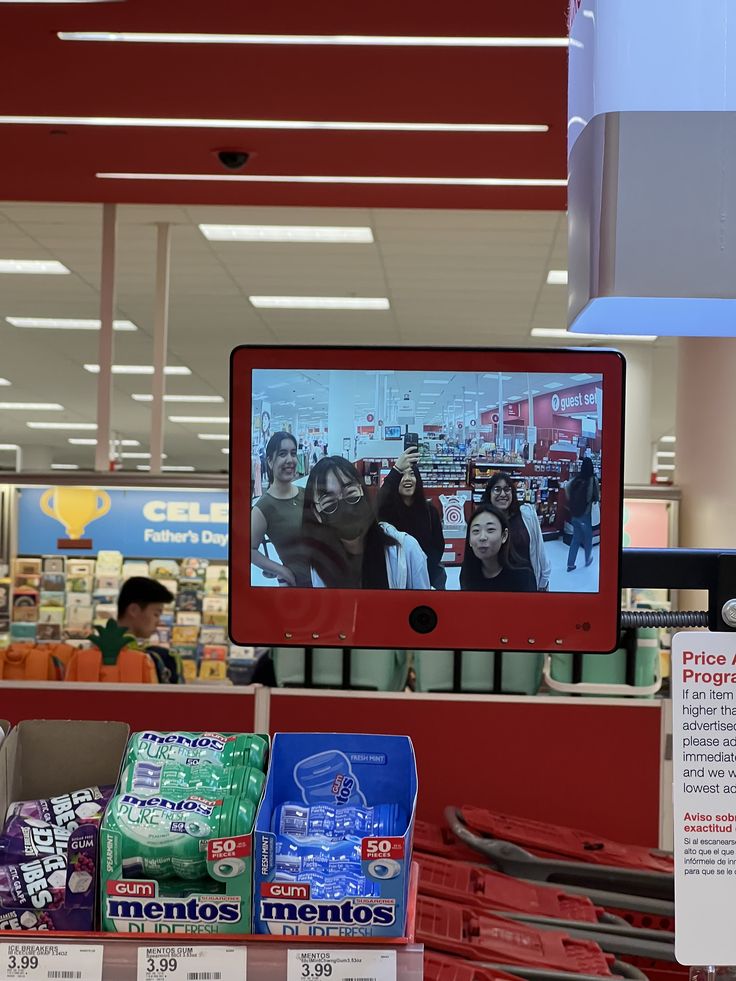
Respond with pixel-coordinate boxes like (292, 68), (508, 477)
(301, 456), (430, 589)
(377, 447), (447, 589)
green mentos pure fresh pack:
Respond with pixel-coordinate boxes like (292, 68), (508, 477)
(101, 731), (267, 934)
(253, 733), (417, 938)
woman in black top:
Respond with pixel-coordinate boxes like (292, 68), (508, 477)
(377, 447), (447, 589)
(460, 504), (536, 592)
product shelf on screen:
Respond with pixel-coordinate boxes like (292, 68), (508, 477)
(0, 934), (423, 981)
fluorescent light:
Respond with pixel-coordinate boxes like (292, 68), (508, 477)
(221, 448), (230, 455)
(27, 422), (96, 430)
(657, 451), (676, 458)
(250, 296), (389, 310)
(424, 379), (452, 385)
(200, 224), (375, 243)
(655, 476), (671, 483)
(0, 379), (9, 386)
(531, 328), (658, 343)
(0, 402), (63, 410)
(121, 452), (167, 460)
(169, 416), (229, 424)
(0, 260), (69, 274)
(267, 382), (291, 389)
(657, 464), (676, 471)
(131, 393), (224, 403)
(136, 464), (193, 472)
(546, 270), (568, 285)
(544, 382), (564, 390)
(68, 437), (140, 446)
(660, 435), (676, 444)
(58, 31), (569, 48)
(0, 444), (19, 450)
(1, 114), (549, 135)
(51, 463), (79, 470)
(6, 317), (136, 331)
(198, 433), (229, 441)
(570, 373), (593, 381)
(98, 172), (567, 188)
(84, 364), (191, 375)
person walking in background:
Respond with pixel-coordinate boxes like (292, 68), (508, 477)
(564, 457), (600, 572)
(301, 456), (430, 589)
(377, 447), (447, 589)
(460, 505), (536, 592)
(251, 431), (310, 587)
(481, 472), (550, 590)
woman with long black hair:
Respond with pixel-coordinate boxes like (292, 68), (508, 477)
(564, 456), (600, 572)
(377, 448), (446, 589)
(460, 504), (536, 592)
(481, 472), (550, 590)
(251, 431), (310, 587)
(302, 456), (430, 589)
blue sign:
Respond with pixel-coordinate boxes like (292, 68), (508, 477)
(17, 486), (229, 559)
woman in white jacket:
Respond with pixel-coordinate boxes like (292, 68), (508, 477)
(301, 456), (430, 590)
(481, 472), (550, 590)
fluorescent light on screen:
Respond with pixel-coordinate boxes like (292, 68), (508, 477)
(250, 296), (389, 310)
(200, 224), (374, 243)
(6, 317), (136, 331)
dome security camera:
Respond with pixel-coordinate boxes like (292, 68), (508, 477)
(217, 151), (250, 171)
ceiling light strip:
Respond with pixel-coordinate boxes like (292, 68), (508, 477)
(57, 31), (569, 47)
(0, 115), (549, 134)
(97, 172), (566, 187)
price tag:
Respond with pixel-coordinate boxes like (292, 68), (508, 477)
(287, 949), (396, 981)
(0, 942), (103, 981)
(137, 945), (246, 981)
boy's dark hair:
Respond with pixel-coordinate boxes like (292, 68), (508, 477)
(118, 577), (174, 618)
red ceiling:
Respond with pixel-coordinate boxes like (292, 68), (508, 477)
(2, 1), (569, 210)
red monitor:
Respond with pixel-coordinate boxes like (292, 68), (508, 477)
(230, 346), (624, 652)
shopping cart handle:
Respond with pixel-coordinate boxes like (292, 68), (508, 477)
(542, 654), (662, 698)
(444, 807), (674, 901)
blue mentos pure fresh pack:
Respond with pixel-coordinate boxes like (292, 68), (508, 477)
(253, 733), (417, 938)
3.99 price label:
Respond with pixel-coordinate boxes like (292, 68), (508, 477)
(137, 945), (246, 981)
(287, 949), (396, 981)
(0, 943), (103, 981)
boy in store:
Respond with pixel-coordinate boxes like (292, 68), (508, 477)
(117, 576), (178, 683)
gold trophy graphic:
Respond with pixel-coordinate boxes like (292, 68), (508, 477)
(40, 486), (111, 548)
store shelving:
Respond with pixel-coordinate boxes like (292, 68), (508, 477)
(0, 933), (424, 981)
(468, 461), (570, 537)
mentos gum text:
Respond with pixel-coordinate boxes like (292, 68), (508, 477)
(6, 785), (114, 830)
(104, 793), (255, 881)
(121, 761), (265, 803)
(126, 732), (266, 771)
(0, 818), (72, 863)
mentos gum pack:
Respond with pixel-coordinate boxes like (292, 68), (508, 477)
(126, 732), (266, 771)
(253, 733), (417, 938)
(101, 729), (268, 934)
(120, 761), (265, 803)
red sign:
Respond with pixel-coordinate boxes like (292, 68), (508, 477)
(207, 834), (251, 862)
(550, 384), (599, 416)
(456, 420), (463, 429)
(107, 880), (155, 897)
(367, 413), (375, 423)
(491, 413), (500, 424)
(261, 882), (310, 899)
(361, 837), (406, 861)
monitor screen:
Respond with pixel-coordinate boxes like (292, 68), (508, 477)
(230, 347), (624, 652)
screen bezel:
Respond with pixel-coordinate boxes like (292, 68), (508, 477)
(230, 345), (624, 653)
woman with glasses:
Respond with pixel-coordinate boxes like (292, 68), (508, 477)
(460, 505), (537, 592)
(251, 431), (310, 587)
(376, 447), (447, 590)
(481, 472), (551, 591)
(302, 456), (430, 589)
